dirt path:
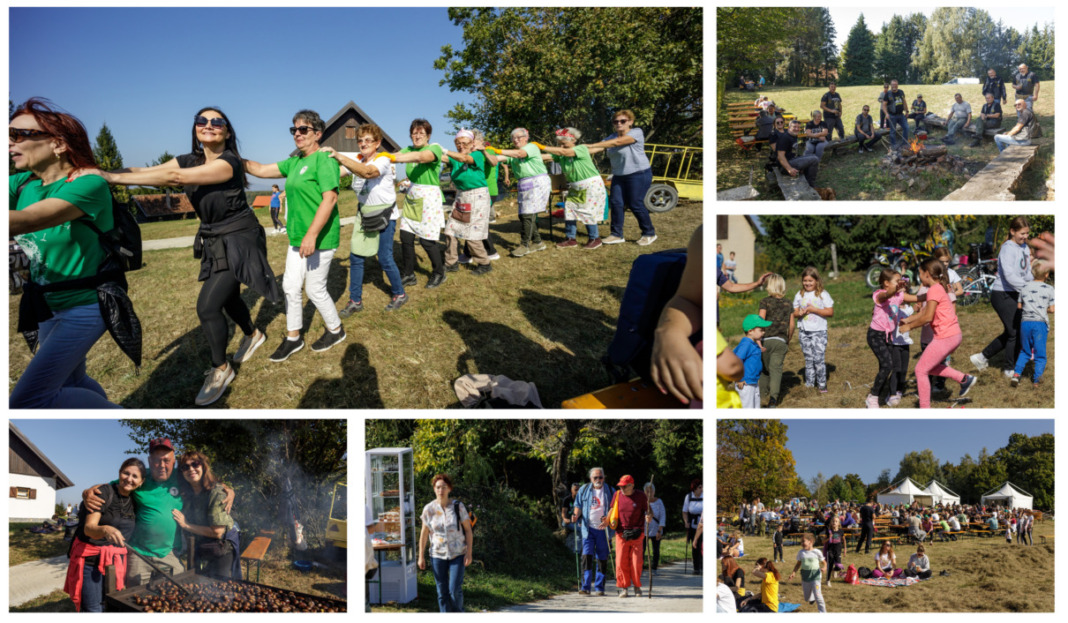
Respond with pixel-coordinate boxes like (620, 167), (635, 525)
(499, 562), (703, 613)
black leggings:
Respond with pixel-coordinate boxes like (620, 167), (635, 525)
(826, 541), (842, 574)
(889, 344), (911, 395)
(982, 290), (1022, 367)
(399, 230), (444, 277)
(688, 526), (703, 573)
(270, 206), (283, 229)
(643, 535), (661, 570)
(867, 328), (894, 401)
(197, 268), (254, 368)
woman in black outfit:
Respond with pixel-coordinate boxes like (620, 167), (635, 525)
(81, 107), (281, 406)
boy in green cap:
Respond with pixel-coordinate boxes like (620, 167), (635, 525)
(732, 314), (773, 408)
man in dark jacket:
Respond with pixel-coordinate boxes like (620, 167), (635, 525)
(855, 499), (876, 554)
(983, 68), (1007, 105)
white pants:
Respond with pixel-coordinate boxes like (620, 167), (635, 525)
(801, 580), (826, 612)
(283, 246), (339, 333)
(737, 384), (760, 409)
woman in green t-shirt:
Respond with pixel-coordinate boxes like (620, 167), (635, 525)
(389, 118), (448, 289)
(174, 451), (236, 578)
(244, 110), (345, 362)
(536, 127), (607, 249)
(441, 129), (493, 275)
(495, 128), (551, 257)
(9, 98), (121, 409)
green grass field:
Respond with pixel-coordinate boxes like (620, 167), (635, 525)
(718, 82), (1055, 200)
(717, 271), (1055, 408)
(718, 520), (1054, 612)
(9, 192), (699, 409)
(134, 199), (366, 242)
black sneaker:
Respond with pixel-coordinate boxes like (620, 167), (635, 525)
(425, 273), (447, 289)
(311, 326), (347, 352)
(338, 299), (363, 319)
(767, 397), (778, 409)
(385, 293), (409, 311)
(400, 273), (418, 287)
(444, 263), (460, 273)
(269, 337), (304, 362)
(471, 263), (493, 276)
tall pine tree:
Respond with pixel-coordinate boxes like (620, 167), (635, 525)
(840, 15), (876, 85)
(93, 123), (129, 202)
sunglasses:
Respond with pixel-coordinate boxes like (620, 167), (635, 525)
(290, 126), (315, 136)
(194, 115), (228, 129)
(180, 460), (202, 472)
(9, 128), (51, 143)
(612, 119), (629, 124)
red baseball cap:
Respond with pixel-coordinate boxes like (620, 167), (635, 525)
(617, 475), (635, 487)
(149, 438), (174, 453)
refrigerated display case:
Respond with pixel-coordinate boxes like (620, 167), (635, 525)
(366, 448), (416, 604)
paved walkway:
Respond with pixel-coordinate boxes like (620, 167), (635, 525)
(500, 562), (703, 613)
(142, 216), (358, 251)
(9, 554), (70, 607)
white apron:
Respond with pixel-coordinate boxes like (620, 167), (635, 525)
(443, 187), (491, 241)
(565, 175), (606, 225)
(399, 183), (445, 241)
(517, 173), (551, 215)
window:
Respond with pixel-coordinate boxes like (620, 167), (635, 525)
(11, 487), (35, 499)
(345, 126), (357, 140)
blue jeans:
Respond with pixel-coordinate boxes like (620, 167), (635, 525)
(887, 114), (910, 147)
(429, 554), (465, 612)
(82, 561), (104, 612)
(994, 133), (1031, 153)
(9, 303), (120, 409)
(349, 219), (403, 302)
(564, 220), (599, 240)
(1015, 320), (1048, 381)
(609, 168), (655, 238)
(581, 528), (609, 592)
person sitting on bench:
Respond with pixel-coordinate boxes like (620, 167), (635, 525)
(802, 110), (830, 159)
(970, 93), (1003, 147)
(855, 105), (880, 153)
(774, 120), (819, 187)
(993, 99), (1035, 153)
(909, 94), (928, 132)
(753, 103), (782, 151)
(942, 93), (972, 145)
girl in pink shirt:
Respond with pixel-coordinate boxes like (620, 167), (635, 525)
(898, 259), (977, 408)
(867, 270), (927, 408)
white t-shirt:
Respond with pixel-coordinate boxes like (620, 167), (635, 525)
(344, 153), (400, 219)
(949, 517), (961, 531)
(716, 582), (738, 613)
(588, 486), (608, 526)
(793, 290), (835, 332)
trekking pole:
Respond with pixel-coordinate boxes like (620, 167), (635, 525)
(605, 525), (616, 582)
(645, 511), (653, 598)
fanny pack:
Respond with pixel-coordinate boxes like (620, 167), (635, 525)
(622, 528), (643, 541)
(360, 203), (394, 233)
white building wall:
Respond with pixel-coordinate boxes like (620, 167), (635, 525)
(8, 473), (57, 521)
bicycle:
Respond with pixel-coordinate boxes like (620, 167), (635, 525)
(957, 243), (999, 307)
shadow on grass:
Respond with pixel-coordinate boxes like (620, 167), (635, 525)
(517, 289), (616, 360)
(298, 342), (383, 409)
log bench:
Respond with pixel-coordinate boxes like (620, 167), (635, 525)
(766, 166), (821, 201)
(943, 145), (1040, 201)
(923, 114), (1003, 137)
(827, 128), (890, 154)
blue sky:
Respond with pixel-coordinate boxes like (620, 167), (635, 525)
(828, 7), (1055, 51)
(784, 419), (1054, 484)
(9, 7), (475, 190)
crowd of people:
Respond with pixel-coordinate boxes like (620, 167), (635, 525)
(9, 99), (666, 408)
(717, 216), (1054, 409)
(62, 438), (236, 612)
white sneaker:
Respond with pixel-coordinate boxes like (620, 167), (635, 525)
(602, 235), (626, 245)
(487, 253), (501, 261)
(1002, 369), (1015, 379)
(232, 329), (266, 363)
(195, 363), (235, 406)
(637, 235), (658, 246)
(970, 352), (989, 371)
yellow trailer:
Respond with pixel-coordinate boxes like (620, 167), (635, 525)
(642, 143), (703, 212)
(325, 482), (347, 549)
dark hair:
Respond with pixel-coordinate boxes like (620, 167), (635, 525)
(756, 557), (781, 580)
(11, 97), (97, 172)
(293, 109), (326, 133)
(920, 258), (951, 293)
(409, 118), (433, 136)
(1008, 216), (1031, 235)
(431, 473), (453, 489)
(690, 477), (702, 492)
(878, 268), (899, 288)
(120, 458), (148, 482)
(178, 450), (219, 491)
(191, 107), (248, 188)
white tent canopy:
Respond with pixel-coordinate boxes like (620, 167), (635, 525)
(981, 481), (1033, 510)
(924, 480), (961, 506)
(877, 477), (934, 507)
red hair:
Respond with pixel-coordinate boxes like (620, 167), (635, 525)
(11, 98), (97, 172)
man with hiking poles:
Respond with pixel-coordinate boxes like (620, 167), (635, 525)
(573, 467), (615, 596)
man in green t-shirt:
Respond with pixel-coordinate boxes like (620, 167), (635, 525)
(83, 438), (234, 586)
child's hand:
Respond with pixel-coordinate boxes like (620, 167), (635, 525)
(736, 381), (746, 389)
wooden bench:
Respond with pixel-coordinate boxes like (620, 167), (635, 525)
(766, 166), (821, 201)
(240, 530), (274, 583)
(923, 114), (1003, 137)
(944, 145), (1040, 201)
(826, 128), (890, 154)
(970, 529), (993, 538)
(871, 535), (898, 547)
(562, 379), (686, 409)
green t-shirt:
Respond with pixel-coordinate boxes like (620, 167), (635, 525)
(507, 143), (548, 179)
(9, 171), (114, 310)
(400, 144), (444, 186)
(484, 156), (499, 196)
(125, 471), (184, 558)
(552, 145), (601, 183)
(187, 487), (234, 544)
(276, 151), (341, 249)
(797, 548), (824, 583)
(450, 150), (488, 191)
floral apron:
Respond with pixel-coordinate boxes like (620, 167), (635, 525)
(443, 187), (491, 241)
(565, 175), (606, 225)
(517, 173), (551, 215)
(399, 183), (445, 241)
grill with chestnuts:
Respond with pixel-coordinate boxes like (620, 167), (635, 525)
(128, 580), (345, 613)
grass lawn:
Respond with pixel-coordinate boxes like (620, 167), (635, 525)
(8, 523), (70, 566)
(717, 82), (1055, 200)
(722, 520), (1054, 612)
(717, 271), (1055, 408)
(371, 531), (690, 612)
(8, 196), (699, 409)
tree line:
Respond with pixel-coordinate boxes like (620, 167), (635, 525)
(718, 420), (1054, 511)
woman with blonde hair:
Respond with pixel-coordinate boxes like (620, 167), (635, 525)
(757, 273), (793, 407)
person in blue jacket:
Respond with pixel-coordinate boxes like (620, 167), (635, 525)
(572, 467), (615, 596)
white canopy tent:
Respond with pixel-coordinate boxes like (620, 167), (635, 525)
(981, 481), (1033, 510)
(924, 480), (961, 506)
(877, 477), (934, 507)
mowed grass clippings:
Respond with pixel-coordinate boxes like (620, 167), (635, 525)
(717, 272), (1054, 409)
(8, 193), (700, 409)
(728, 519), (1054, 612)
(717, 82), (1055, 201)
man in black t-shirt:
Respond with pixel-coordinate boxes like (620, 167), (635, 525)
(856, 500), (876, 554)
(1012, 63), (1039, 110)
(969, 93), (1003, 147)
(908, 95), (928, 132)
(983, 68), (1007, 105)
(877, 83), (891, 128)
(882, 79), (910, 150)
(820, 82), (845, 140)
(775, 119), (819, 187)
(854, 105), (880, 152)
(994, 99), (1035, 153)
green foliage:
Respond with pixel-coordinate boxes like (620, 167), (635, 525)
(757, 215), (929, 276)
(438, 7), (702, 149)
(774, 8), (838, 87)
(892, 449), (941, 486)
(129, 151), (180, 195)
(912, 8), (1032, 83)
(992, 433), (1054, 510)
(717, 419), (799, 510)
(719, 6), (800, 92)
(1019, 24), (1055, 79)
(92, 123), (129, 203)
(412, 419), (495, 492)
(874, 15), (921, 83)
(840, 15), (876, 85)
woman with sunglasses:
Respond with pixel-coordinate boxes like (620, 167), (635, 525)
(586, 109), (657, 247)
(244, 110), (345, 361)
(494, 128), (550, 257)
(76, 107), (281, 406)
(8, 98), (121, 409)
(534, 127), (606, 249)
(440, 129), (493, 275)
(173, 451), (237, 578)
(388, 119), (448, 289)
